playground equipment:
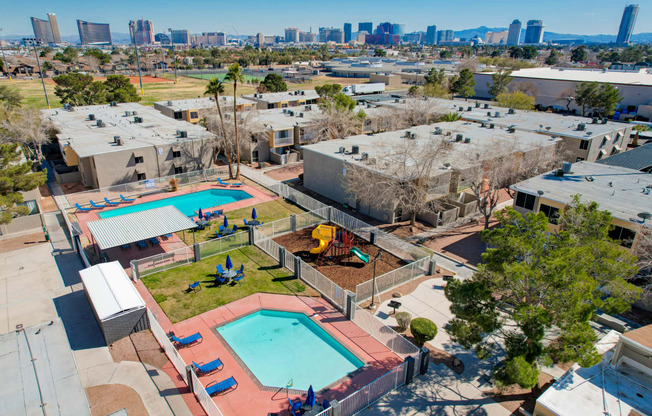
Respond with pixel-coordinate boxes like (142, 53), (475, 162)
(350, 247), (370, 264)
(310, 225), (337, 254)
(311, 225), (370, 266)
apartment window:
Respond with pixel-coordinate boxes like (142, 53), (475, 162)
(539, 204), (560, 225)
(576, 157), (585, 162)
(579, 140), (589, 150)
(134, 156), (144, 164)
(609, 226), (636, 249)
(281, 103), (288, 108)
(17, 199), (39, 215)
(267, 103), (275, 109)
(190, 111), (199, 119)
(174, 166), (183, 174)
(393, 207), (403, 223)
(172, 150), (181, 158)
(137, 172), (146, 180)
(616, 132), (623, 143)
(174, 111), (183, 120)
(515, 192), (536, 211)
(252, 150), (259, 163)
(600, 137), (608, 147)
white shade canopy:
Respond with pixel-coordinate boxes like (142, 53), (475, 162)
(79, 261), (145, 320)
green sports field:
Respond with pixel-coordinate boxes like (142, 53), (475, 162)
(183, 73), (262, 83)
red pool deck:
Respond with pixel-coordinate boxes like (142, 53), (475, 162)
(136, 284), (404, 416)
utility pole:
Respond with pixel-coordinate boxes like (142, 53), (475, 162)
(134, 44), (144, 95)
(27, 38), (50, 109)
(168, 28), (177, 84)
(0, 29), (12, 81)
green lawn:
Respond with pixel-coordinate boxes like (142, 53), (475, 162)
(177, 199), (306, 244)
(184, 73), (263, 83)
(141, 245), (319, 323)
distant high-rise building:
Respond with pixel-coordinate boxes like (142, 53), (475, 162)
(404, 32), (422, 44)
(376, 22), (393, 35)
(425, 25), (437, 45)
(524, 20), (544, 44)
(154, 33), (170, 44)
(358, 22), (373, 34)
(507, 19), (522, 45)
(170, 30), (190, 44)
(319, 27), (344, 43)
(285, 28), (300, 43)
(300, 32), (316, 43)
(48, 14), (61, 43)
(194, 32), (225, 46)
(485, 30), (509, 45)
(77, 20), (112, 45)
(30, 13), (61, 44)
(392, 24), (405, 37)
(129, 19), (154, 45)
(356, 31), (368, 44)
(344, 23), (352, 43)
(616, 4), (639, 45)
(437, 30), (454, 43)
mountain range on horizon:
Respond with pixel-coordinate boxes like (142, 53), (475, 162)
(1, 26), (652, 44)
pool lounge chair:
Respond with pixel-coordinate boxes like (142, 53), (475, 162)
(120, 194), (136, 202)
(192, 358), (223, 375)
(288, 398), (302, 416)
(206, 376), (237, 396)
(171, 332), (202, 347)
(217, 178), (229, 187)
(75, 203), (91, 212)
(90, 200), (106, 209)
(104, 197), (120, 206)
(136, 240), (148, 249)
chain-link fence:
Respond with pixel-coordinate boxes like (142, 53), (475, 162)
(355, 257), (429, 302)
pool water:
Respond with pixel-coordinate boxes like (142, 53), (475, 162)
(98, 189), (252, 219)
(217, 310), (364, 391)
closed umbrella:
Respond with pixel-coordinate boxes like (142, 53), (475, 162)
(305, 385), (315, 407)
(224, 216), (229, 228)
(198, 207), (203, 219)
(252, 207), (257, 220)
(225, 255), (233, 271)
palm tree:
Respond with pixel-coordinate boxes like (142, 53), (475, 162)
(204, 78), (233, 179)
(225, 63), (245, 179)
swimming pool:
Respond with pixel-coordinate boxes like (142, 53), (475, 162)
(216, 310), (364, 391)
(98, 189), (253, 219)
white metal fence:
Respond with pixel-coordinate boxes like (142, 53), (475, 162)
(270, 182), (329, 212)
(147, 309), (189, 384)
(189, 370), (225, 416)
(352, 305), (421, 358)
(339, 361), (408, 416)
(199, 231), (249, 259)
(355, 257), (429, 302)
(131, 246), (194, 278)
(299, 259), (348, 311)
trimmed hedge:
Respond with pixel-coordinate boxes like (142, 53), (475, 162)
(410, 317), (437, 347)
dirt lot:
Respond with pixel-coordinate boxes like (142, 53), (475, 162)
(264, 164), (304, 182)
(273, 226), (405, 291)
(109, 330), (169, 370)
(87, 384), (148, 416)
(0, 232), (48, 254)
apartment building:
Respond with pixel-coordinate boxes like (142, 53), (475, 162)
(153, 97), (256, 124)
(42, 103), (215, 189)
(242, 90), (320, 110)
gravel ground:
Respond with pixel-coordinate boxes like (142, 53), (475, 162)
(87, 384), (149, 416)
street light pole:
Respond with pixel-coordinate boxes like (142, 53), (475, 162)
(28, 38), (50, 109)
(0, 28), (12, 81)
(133, 43), (144, 95)
(168, 28), (177, 84)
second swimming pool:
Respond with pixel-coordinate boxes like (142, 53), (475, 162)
(98, 189), (253, 219)
(217, 310), (364, 391)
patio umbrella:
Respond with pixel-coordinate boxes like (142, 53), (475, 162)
(224, 216), (229, 228)
(252, 207), (257, 220)
(198, 207), (203, 219)
(225, 255), (233, 270)
(305, 385), (315, 407)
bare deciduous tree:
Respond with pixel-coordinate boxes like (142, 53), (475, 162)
(634, 226), (652, 292)
(200, 108), (265, 168)
(459, 140), (559, 229)
(557, 87), (576, 113)
(306, 105), (363, 142)
(2, 108), (50, 162)
(343, 136), (453, 225)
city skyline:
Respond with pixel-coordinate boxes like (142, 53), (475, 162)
(1, 0), (649, 38)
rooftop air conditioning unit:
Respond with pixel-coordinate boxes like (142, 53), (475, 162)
(434, 127), (443, 135)
(395, 98), (400, 103)
(507, 126), (516, 133)
(116, 138), (124, 146)
(487, 111), (492, 116)
(405, 130), (411, 138)
(494, 111), (501, 117)
(562, 162), (573, 173)
(301, 91), (305, 95)
(113, 136), (120, 143)
(489, 123), (495, 129)
(351, 145), (359, 154)
(467, 106), (472, 111)
(125, 111), (131, 117)
(464, 137), (471, 143)
(484, 103), (489, 109)
(134, 116), (143, 123)
(339, 146), (346, 154)
(475, 102), (481, 108)
(481, 122), (486, 128)
(299, 112), (304, 117)
(96, 120), (105, 127)
(132, 111), (138, 115)
(592, 117), (599, 124)
(89, 114), (95, 120)
(508, 108), (515, 114)
(601, 118), (608, 124)
(578, 123), (586, 131)
(110, 101), (117, 107)
(305, 105), (311, 110)
(283, 109), (288, 113)
(167, 100), (173, 105)
(179, 130), (188, 138)
(458, 106), (464, 111)
(455, 134), (463, 141)
(361, 152), (369, 161)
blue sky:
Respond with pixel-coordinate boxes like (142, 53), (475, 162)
(2, 0), (650, 36)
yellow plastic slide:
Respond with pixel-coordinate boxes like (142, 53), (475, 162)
(310, 225), (337, 254)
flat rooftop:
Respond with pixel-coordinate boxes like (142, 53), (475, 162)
(511, 161), (652, 225)
(485, 67), (652, 87)
(303, 121), (559, 172)
(378, 97), (628, 140)
(153, 96), (255, 111)
(252, 104), (385, 131)
(41, 103), (215, 158)
(242, 89), (320, 104)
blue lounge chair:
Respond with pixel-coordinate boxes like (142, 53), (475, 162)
(120, 194), (135, 202)
(188, 281), (201, 293)
(104, 197), (120, 206)
(75, 203), (91, 212)
(288, 398), (302, 416)
(149, 237), (160, 245)
(90, 200), (106, 209)
(231, 182), (243, 187)
(206, 376), (237, 396)
(136, 240), (148, 249)
(163, 233), (173, 239)
(171, 332), (202, 347)
(217, 178), (229, 187)
(192, 359), (223, 375)
(216, 264), (226, 276)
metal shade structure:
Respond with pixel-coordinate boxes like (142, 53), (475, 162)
(86, 206), (198, 250)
